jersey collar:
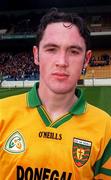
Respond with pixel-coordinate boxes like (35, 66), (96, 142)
(27, 82), (86, 115)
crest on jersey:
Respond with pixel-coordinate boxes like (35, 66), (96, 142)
(4, 131), (26, 154)
(72, 138), (92, 167)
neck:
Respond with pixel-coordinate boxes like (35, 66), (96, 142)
(38, 83), (77, 121)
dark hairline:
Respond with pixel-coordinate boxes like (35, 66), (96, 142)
(36, 8), (91, 50)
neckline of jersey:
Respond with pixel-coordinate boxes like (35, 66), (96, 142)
(27, 82), (86, 115)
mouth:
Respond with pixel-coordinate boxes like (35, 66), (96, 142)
(52, 72), (69, 80)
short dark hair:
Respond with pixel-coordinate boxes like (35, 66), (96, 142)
(36, 8), (91, 50)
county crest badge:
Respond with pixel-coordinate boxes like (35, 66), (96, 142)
(72, 138), (92, 167)
(4, 131), (26, 154)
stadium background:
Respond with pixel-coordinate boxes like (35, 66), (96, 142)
(0, 0), (111, 115)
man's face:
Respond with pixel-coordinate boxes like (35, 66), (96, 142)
(33, 22), (91, 94)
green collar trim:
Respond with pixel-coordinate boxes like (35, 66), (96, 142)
(51, 113), (73, 128)
(37, 106), (51, 126)
(27, 82), (86, 115)
(27, 82), (41, 107)
(69, 88), (86, 115)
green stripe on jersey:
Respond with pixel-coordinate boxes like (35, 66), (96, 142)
(99, 168), (111, 176)
(93, 139), (111, 176)
(37, 106), (51, 126)
(37, 105), (73, 128)
(51, 113), (73, 128)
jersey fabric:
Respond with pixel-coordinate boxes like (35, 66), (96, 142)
(0, 82), (111, 180)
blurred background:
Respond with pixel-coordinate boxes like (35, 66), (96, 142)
(0, 0), (111, 114)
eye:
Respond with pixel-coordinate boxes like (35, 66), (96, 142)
(46, 48), (57, 53)
(70, 50), (79, 55)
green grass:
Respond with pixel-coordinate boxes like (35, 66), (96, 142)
(0, 87), (30, 99)
(0, 86), (111, 115)
(81, 86), (111, 115)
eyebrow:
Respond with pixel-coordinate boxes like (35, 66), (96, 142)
(69, 45), (83, 52)
(43, 43), (59, 49)
(43, 43), (84, 51)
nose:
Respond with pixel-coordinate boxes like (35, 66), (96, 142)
(55, 52), (69, 67)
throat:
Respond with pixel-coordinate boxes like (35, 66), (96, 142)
(38, 86), (78, 122)
(43, 95), (78, 122)
(49, 111), (68, 122)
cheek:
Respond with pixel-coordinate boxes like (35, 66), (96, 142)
(39, 55), (54, 72)
(39, 63), (46, 74)
(70, 61), (83, 74)
(39, 60), (51, 77)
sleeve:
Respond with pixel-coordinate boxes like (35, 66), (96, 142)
(93, 117), (111, 179)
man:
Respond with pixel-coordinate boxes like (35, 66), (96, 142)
(0, 8), (111, 180)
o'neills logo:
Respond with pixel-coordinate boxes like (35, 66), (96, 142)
(72, 138), (92, 167)
(17, 166), (72, 180)
(38, 131), (62, 140)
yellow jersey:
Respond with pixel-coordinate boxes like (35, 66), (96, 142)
(0, 82), (111, 180)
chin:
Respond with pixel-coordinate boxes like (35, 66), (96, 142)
(46, 79), (76, 94)
(50, 86), (74, 95)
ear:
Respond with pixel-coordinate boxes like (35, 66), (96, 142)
(84, 50), (92, 68)
(33, 46), (39, 65)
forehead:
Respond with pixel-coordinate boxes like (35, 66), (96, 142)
(40, 22), (85, 47)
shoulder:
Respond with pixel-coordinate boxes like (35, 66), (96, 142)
(87, 103), (110, 116)
(86, 103), (111, 125)
(0, 93), (27, 109)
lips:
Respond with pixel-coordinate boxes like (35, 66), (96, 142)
(52, 72), (69, 80)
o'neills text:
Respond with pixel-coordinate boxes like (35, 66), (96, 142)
(38, 131), (62, 140)
(17, 166), (72, 180)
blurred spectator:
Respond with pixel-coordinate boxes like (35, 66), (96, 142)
(0, 51), (39, 80)
(89, 54), (110, 67)
(101, 53), (110, 65)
